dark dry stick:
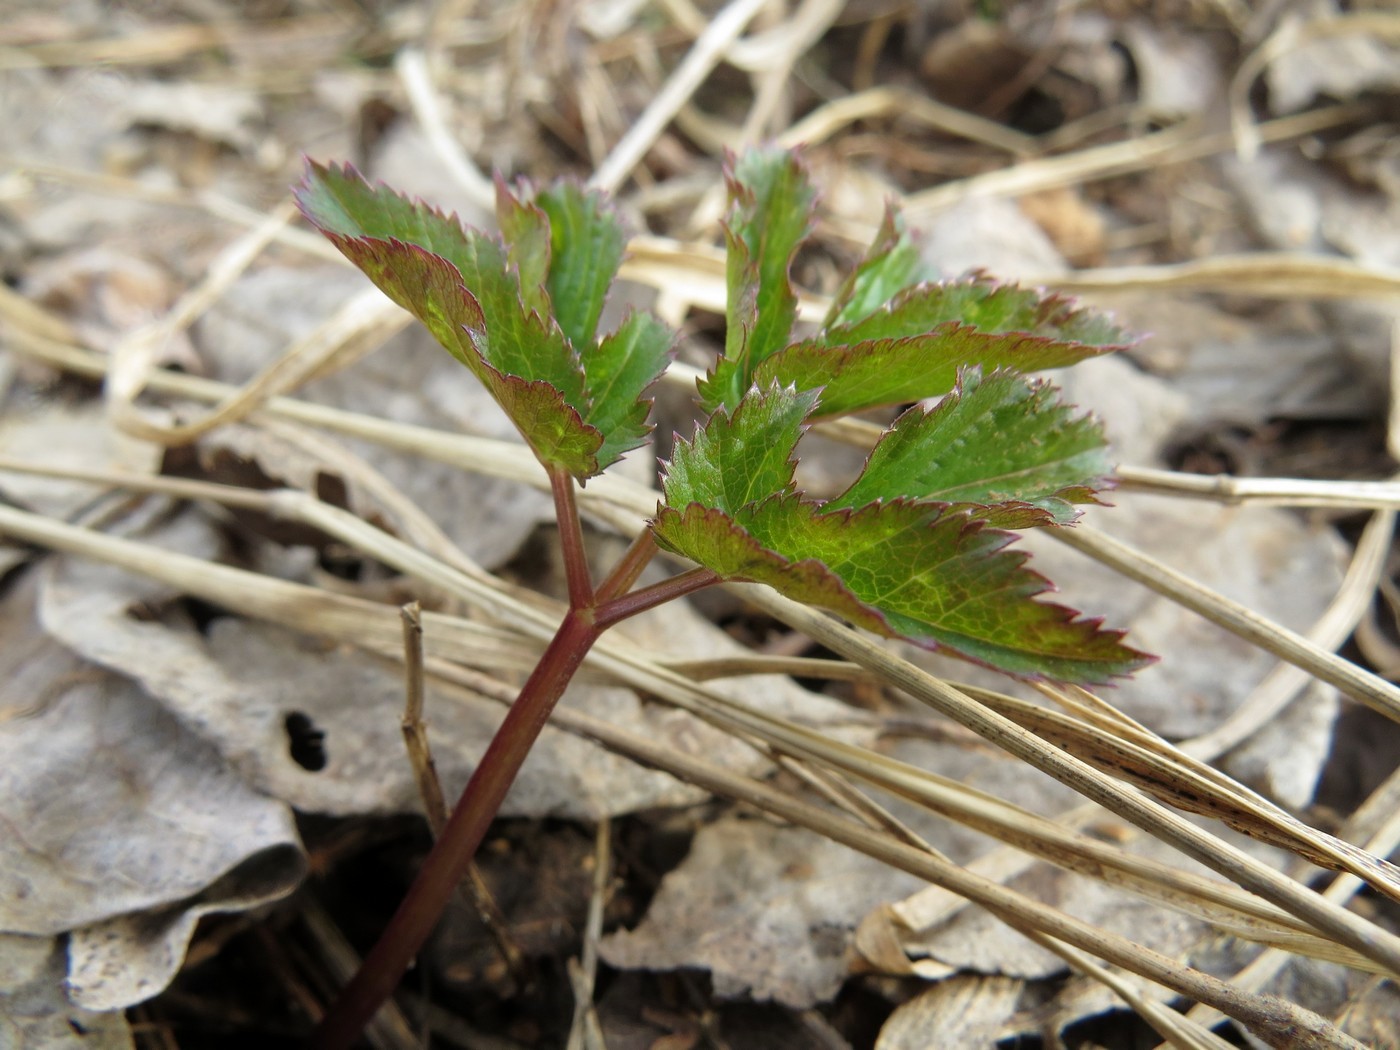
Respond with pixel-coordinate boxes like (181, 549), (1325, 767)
(399, 601), (529, 989)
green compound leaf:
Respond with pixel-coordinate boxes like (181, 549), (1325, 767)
(760, 275), (1136, 419)
(830, 368), (1112, 528)
(296, 161), (672, 478)
(655, 385), (1149, 684)
(698, 147), (818, 414)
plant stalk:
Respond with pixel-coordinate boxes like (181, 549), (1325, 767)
(312, 606), (603, 1049)
(594, 566), (721, 629)
(550, 465), (595, 608)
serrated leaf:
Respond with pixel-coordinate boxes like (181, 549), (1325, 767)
(699, 148), (818, 413)
(533, 182), (628, 354)
(829, 368), (1111, 526)
(587, 310), (677, 466)
(663, 384), (818, 512)
(822, 205), (935, 329)
(296, 161), (672, 478)
(655, 385), (1149, 684)
(494, 175), (552, 319)
(759, 276), (1135, 418)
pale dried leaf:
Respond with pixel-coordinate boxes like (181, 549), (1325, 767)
(875, 975), (1022, 1050)
(600, 815), (925, 1007)
(0, 935), (133, 1050)
(35, 505), (859, 821)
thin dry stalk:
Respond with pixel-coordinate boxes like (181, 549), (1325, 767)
(1052, 524), (1400, 725)
(903, 103), (1370, 218)
(298, 897), (420, 1050)
(401, 602), (448, 835)
(589, 0), (770, 192)
(1039, 253), (1400, 301)
(0, 498), (1370, 1048)
(3, 481), (1395, 974)
(395, 47), (495, 211)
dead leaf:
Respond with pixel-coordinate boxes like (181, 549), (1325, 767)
(875, 975), (1022, 1049)
(35, 502), (862, 822)
(601, 815), (925, 1007)
(0, 935), (133, 1049)
(0, 570), (303, 1018)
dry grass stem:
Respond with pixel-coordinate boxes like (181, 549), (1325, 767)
(1230, 12), (1400, 161)
(1053, 524), (1400, 725)
(589, 0), (769, 193)
(903, 103), (1371, 218)
(0, 495), (1376, 1048)
(3, 480), (1396, 972)
(395, 47), (496, 211)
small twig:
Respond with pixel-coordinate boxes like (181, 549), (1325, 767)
(401, 602), (449, 836)
(399, 603), (530, 995)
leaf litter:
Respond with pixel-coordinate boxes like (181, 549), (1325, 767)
(1, 0), (1399, 1046)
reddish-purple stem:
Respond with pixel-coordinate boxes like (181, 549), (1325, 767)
(313, 606), (602, 1048)
(313, 472), (719, 1049)
(549, 465), (594, 609)
(594, 566), (721, 629)
(594, 530), (659, 604)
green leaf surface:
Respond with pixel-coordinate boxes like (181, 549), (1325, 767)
(587, 310), (677, 466)
(533, 181), (628, 354)
(296, 161), (672, 478)
(830, 369), (1111, 526)
(822, 206), (936, 330)
(759, 277), (1135, 418)
(699, 148), (818, 412)
(656, 385), (1147, 683)
(663, 384), (817, 512)
(494, 176), (552, 319)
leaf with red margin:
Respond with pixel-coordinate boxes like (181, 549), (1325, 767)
(655, 385), (1150, 683)
(759, 275), (1136, 419)
(296, 161), (672, 477)
(698, 148), (818, 413)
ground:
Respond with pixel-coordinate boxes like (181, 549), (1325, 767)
(1, 1), (1399, 1048)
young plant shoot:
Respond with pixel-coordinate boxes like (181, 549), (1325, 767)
(295, 145), (1151, 1046)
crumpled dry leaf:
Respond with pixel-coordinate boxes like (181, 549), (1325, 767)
(36, 501), (864, 821)
(1121, 20), (1226, 121)
(1264, 1), (1400, 116)
(1223, 148), (1400, 395)
(0, 571), (303, 1018)
(601, 814), (925, 1006)
(0, 935), (133, 1050)
(0, 397), (161, 522)
(120, 80), (265, 154)
(874, 975), (1022, 1050)
(600, 724), (1228, 1008)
